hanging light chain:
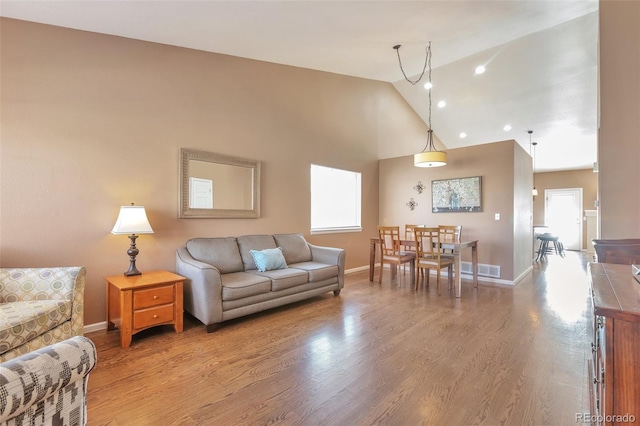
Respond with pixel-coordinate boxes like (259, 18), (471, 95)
(421, 42), (436, 153)
(393, 44), (430, 85)
(395, 41), (446, 167)
(426, 42), (432, 133)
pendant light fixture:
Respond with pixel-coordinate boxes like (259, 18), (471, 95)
(394, 42), (447, 167)
(528, 130), (538, 196)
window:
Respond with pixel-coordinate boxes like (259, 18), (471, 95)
(310, 164), (361, 234)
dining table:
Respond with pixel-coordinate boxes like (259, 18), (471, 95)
(369, 237), (479, 298)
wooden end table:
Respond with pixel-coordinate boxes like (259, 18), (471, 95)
(105, 270), (185, 348)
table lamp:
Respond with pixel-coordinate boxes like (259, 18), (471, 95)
(111, 203), (154, 276)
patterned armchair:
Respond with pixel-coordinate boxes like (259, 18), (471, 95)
(0, 267), (86, 362)
(0, 336), (96, 425)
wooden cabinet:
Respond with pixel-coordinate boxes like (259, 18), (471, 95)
(588, 263), (640, 425)
(106, 270), (185, 348)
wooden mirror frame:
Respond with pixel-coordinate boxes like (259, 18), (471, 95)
(179, 148), (261, 218)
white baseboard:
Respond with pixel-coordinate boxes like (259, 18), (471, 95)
(346, 265), (371, 274)
(83, 321), (107, 334)
(513, 265), (533, 285)
(458, 272), (515, 286)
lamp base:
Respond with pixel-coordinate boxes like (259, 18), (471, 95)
(123, 234), (142, 276)
(124, 264), (142, 277)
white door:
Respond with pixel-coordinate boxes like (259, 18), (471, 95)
(189, 178), (213, 208)
(544, 188), (582, 251)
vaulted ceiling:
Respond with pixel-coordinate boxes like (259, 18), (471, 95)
(1, 0), (599, 172)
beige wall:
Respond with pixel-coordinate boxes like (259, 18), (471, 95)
(599, 0), (640, 238)
(379, 140), (532, 282)
(533, 169), (598, 250)
(0, 19), (429, 325)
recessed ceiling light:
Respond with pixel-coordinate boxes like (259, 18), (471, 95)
(503, 124), (512, 131)
(423, 82), (432, 90)
(475, 65), (486, 75)
(459, 132), (467, 138)
(437, 100), (446, 108)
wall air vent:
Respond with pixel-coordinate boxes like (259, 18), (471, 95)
(459, 261), (501, 278)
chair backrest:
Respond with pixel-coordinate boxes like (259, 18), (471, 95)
(404, 224), (426, 239)
(404, 224), (425, 250)
(378, 226), (402, 257)
(414, 227), (442, 261)
(439, 225), (462, 243)
(405, 224), (419, 241)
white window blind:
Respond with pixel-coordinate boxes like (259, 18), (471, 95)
(310, 164), (362, 234)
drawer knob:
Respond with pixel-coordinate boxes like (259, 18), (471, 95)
(153, 296), (158, 299)
(153, 314), (158, 319)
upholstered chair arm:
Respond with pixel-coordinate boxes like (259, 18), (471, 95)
(176, 247), (224, 325)
(308, 244), (346, 288)
(0, 267), (86, 335)
(0, 336), (97, 424)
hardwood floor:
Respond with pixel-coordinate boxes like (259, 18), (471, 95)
(86, 251), (592, 425)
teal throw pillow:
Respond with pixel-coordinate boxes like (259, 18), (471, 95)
(250, 247), (288, 272)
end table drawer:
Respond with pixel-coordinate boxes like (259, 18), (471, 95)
(134, 305), (174, 329)
(134, 285), (175, 309)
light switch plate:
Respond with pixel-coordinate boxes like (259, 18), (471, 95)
(495, 213), (500, 220)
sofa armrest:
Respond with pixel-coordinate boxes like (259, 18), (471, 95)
(308, 244), (346, 288)
(0, 336), (96, 423)
(176, 247), (224, 325)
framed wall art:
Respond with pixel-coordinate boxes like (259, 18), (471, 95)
(431, 176), (482, 213)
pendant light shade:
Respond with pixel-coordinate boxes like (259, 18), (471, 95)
(394, 42), (447, 167)
(414, 150), (447, 167)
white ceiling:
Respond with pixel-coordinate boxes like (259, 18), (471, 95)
(0, 0), (599, 172)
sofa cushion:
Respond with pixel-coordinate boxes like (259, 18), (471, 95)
(274, 233), (313, 264)
(247, 268), (309, 292)
(237, 235), (277, 270)
(250, 248), (288, 272)
(0, 300), (72, 354)
(186, 238), (244, 274)
(221, 272), (271, 301)
(288, 262), (339, 283)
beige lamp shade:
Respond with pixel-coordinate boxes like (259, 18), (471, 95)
(111, 206), (154, 235)
(414, 151), (447, 168)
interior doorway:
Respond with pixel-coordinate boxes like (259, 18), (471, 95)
(189, 177), (213, 208)
(544, 188), (583, 251)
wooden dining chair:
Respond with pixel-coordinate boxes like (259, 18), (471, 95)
(438, 225), (462, 256)
(402, 224), (419, 273)
(404, 224), (418, 243)
(414, 227), (454, 294)
(377, 226), (415, 284)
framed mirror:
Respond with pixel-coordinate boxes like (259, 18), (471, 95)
(179, 148), (261, 218)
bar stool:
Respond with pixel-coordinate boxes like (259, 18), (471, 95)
(536, 233), (565, 261)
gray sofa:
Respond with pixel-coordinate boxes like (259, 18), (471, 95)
(176, 233), (345, 332)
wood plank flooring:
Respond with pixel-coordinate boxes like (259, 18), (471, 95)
(86, 251), (592, 425)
